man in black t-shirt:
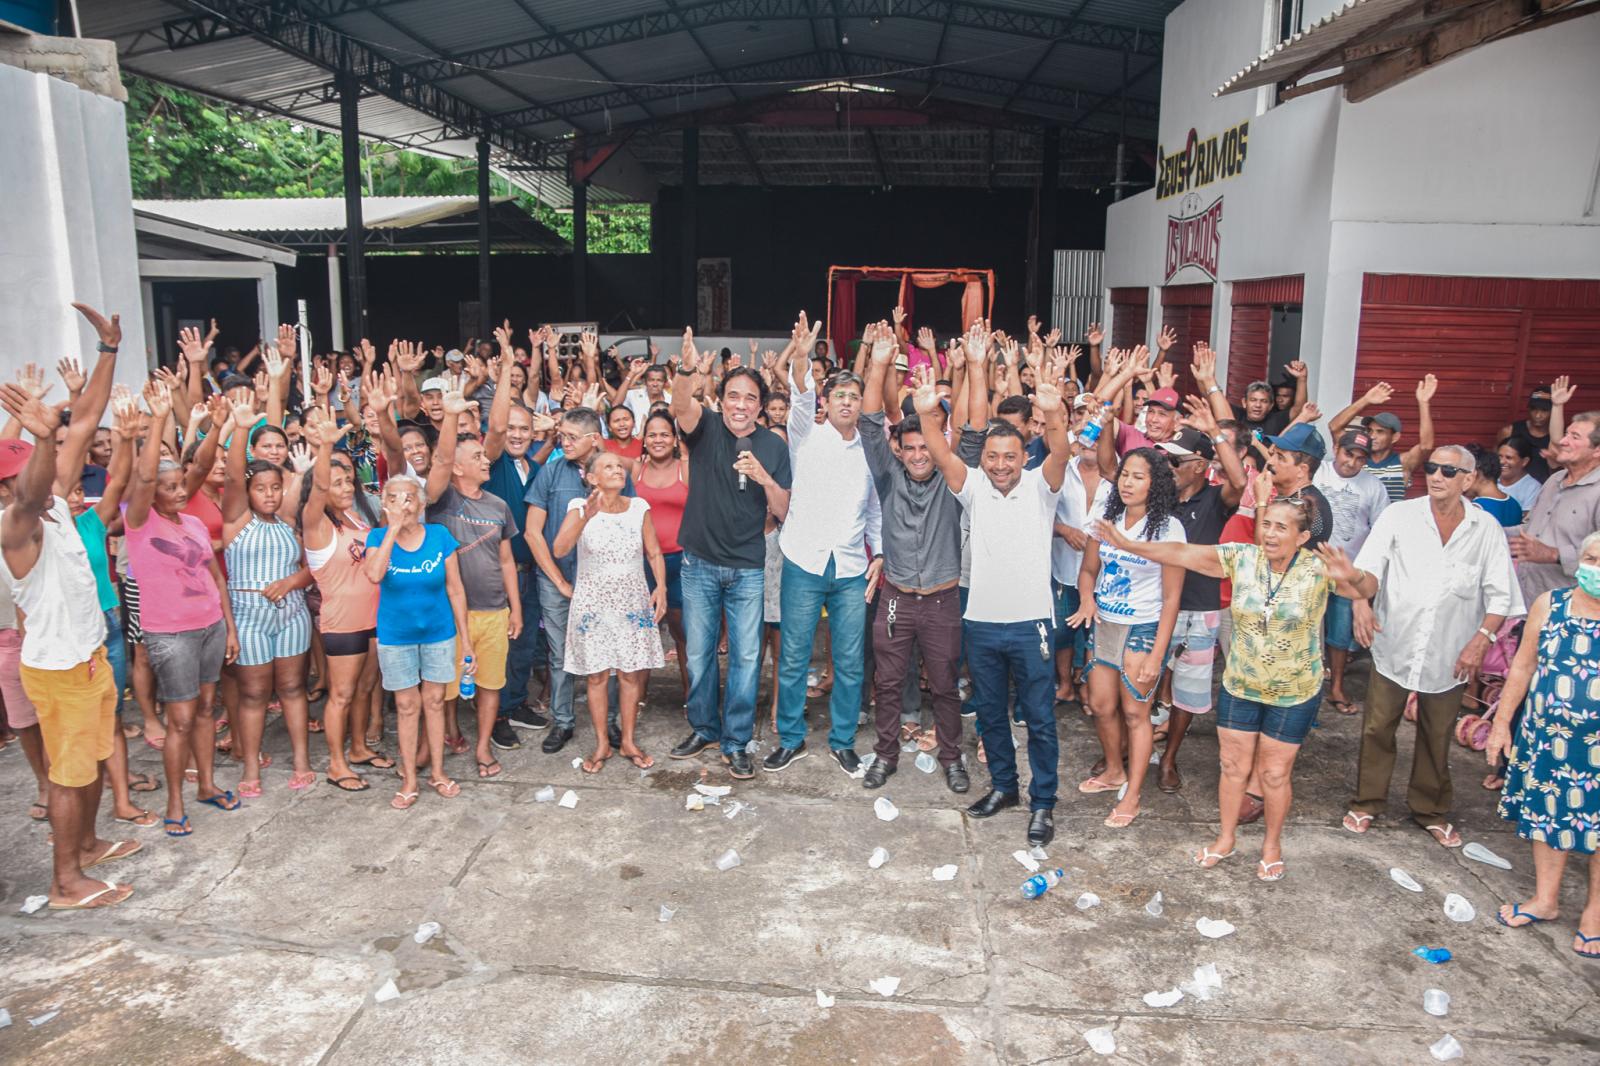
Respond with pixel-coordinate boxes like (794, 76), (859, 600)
(1152, 418), (1246, 794)
(1263, 423), (1334, 549)
(668, 331), (793, 778)
(1497, 386), (1555, 482)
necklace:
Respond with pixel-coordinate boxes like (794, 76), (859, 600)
(1258, 552), (1298, 627)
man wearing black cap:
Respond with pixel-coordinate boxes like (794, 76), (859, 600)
(1329, 375), (1438, 502)
(1496, 385), (1558, 482)
(1312, 428), (1390, 715)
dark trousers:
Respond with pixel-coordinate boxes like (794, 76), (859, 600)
(871, 589), (963, 767)
(965, 618), (1058, 810)
(502, 565), (545, 714)
(1351, 669), (1462, 825)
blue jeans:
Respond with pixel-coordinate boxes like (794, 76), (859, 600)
(681, 551), (764, 755)
(776, 556), (867, 752)
(1324, 593), (1356, 651)
(103, 608), (127, 716)
(502, 566), (546, 714)
(536, 572), (577, 729)
(1052, 582), (1088, 669)
(965, 618), (1059, 810)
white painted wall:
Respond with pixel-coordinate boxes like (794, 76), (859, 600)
(1103, 2), (1600, 411)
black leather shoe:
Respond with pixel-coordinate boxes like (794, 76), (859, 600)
(862, 760), (896, 789)
(945, 761), (970, 794)
(965, 790), (1019, 818)
(541, 725), (574, 754)
(763, 742), (808, 772)
(724, 750), (756, 779)
(1027, 809), (1055, 847)
(608, 722), (623, 749)
(669, 732), (714, 759)
(831, 748), (862, 775)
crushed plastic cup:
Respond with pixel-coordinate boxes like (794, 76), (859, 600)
(715, 849), (742, 872)
(931, 864), (959, 881)
(1013, 849), (1041, 873)
(1463, 841), (1512, 870)
(27, 1010), (58, 1027)
(900, 741), (918, 753)
(915, 751), (938, 774)
(867, 976), (900, 997)
(1390, 867), (1423, 892)
(1413, 946), (1452, 965)
(685, 793), (706, 812)
(1196, 917), (1236, 939)
(1423, 989), (1450, 1017)
(815, 989), (835, 1008)
(557, 789), (579, 808)
(533, 785), (556, 803)
(1429, 1034), (1463, 1061)
(1143, 988), (1183, 1008)
(694, 783), (732, 797)
(413, 921), (441, 945)
(868, 847), (890, 870)
(1075, 892), (1101, 910)
(860, 752), (877, 770)
(807, 669), (821, 689)
(658, 905), (676, 923)
(1443, 893), (1476, 923)
(874, 796), (900, 822)
(570, 757), (583, 770)
(1145, 891), (1164, 917)
(745, 738), (760, 754)
(1084, 1026), (1117, 1055)
(374, 979), (400, 1004)
(1193, 963), (1222, 991)
(722, 800), (749, 820)
(20, 895), (47, 915)
(0, 1008), (10, 1029)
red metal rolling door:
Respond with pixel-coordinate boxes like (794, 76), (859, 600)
(1160, 284), (1212, 398)
(1109, 287), (1148, 351)
(1227, 276), (1304, 402)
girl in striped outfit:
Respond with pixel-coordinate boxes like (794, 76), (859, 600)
(222, 395), (315, 795)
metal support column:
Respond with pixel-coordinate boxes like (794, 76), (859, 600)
(477, 135), (493, 339)
(1114, 50), (1129, 201)
(572, 179), (589, 321)
(681, 127), (699, 326)
(337, 65), (368, 343)
(1035, 127), (1061, 320)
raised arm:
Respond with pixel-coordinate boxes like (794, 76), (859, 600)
(1182, 393), (1246, 509)
(1092, 517), (1227, 578)
(0, 384), (67, 569)
(363, 365), (407, 478)
(264, 324), (297, 429)
(183, 394), (231, 497)
(1329, 380), (1390, 439)
(670, 327), (707, 436)
(1284, 360), (1310, 420)
(55, 303), (123, 492)
(1034, 374), (1071, 493)
(1548, 374), (1576, 452)
(1399, 374), (1438, 474)
(222, 392), (257, 526)
(484, 324), (517, 462)
(426, 385), (468, 504)
(126, 380), (175, 531)
(300, 410), (344, 552)
(392, 340), (426, 421)
(92, 388), (140, 523)
(911, 367), (967, 493)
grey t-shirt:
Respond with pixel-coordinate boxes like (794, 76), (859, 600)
(425, 484), (516, 610)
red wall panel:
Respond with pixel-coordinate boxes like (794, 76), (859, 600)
(1109, 287), (1148, 351)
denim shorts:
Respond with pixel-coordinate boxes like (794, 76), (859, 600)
(1090, 620), (1160, 701)
(1215, 687), (1322, 745)
(1324, 593), (1356, 652)
(144, 621), (226, 703)
(377, 638), (458, 691)
(647, 550), (684, 611)
(1052, 581), (1087, 665)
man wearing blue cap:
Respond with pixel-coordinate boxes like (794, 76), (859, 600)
(1262, 422), (1335, 548)
(1329, 376), (1439, 502)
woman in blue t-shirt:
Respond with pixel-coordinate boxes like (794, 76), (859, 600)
(362, 475), (472, 810)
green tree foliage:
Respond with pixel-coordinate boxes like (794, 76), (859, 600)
(124, 76), (650, 252)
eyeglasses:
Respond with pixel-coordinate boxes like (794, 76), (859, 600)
(556, 431), (590, 445)
(1423, 461), (1469, 478)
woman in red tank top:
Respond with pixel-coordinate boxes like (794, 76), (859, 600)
(633, 411), (689, 697)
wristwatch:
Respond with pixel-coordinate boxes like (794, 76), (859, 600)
(1476, 626), (1498, 643)
(1205, 385), (1222, 395)
(1211, 433), (1228, 446)
(97, 342), (118, 353)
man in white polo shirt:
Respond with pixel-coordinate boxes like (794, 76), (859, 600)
(916, 328), (1072, 847)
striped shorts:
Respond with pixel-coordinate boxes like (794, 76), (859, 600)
(230, 590), (312, 668)
(1166, 609), (1220, 714)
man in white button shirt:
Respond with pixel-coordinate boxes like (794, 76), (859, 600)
(1322, 444), (1523, 850)
(1311, 427), (1390, 717)
(919, 329), (1072, 847)
(764, 320), (883, 776)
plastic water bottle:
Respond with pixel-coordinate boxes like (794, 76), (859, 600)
(459, 656), (476, 699)
(1076, 412), (1104, 448)
(1021, 869), (1064, 899)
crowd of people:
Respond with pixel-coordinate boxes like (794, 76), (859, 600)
(2, 300), (1596, 959)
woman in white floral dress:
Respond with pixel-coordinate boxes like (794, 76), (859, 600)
(553, 451), (667, 773)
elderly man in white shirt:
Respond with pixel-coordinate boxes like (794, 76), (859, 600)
(1311, 427), (1391, 716)
(918, 329), (1073, 847)
(764, 327), (883, 776)
(1322, 443), (1522, 850)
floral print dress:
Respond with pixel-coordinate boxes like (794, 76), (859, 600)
(1498, 587), (1600, 854)
(564, 497), (666, 676)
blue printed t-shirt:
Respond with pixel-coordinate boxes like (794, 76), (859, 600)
(364, 523), (459, 646)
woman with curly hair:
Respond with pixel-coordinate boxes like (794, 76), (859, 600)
(1068, 447), (1184, 828)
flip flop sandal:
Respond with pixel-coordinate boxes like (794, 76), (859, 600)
(1078, 775), (1124, 794)
(352, 752), (396, 769)
(116, 810), (160, 828)
(121, 722), (143, 739)
(163, 816), (193, 837)
(144, 735), (167, 751)
(49, 879), (132, 910)
(391, 790), (419, 810)
(1342, 810), (1374, 834)
(623, 752), (655, 770)
(1496, 904), (1552, 928)
(326, 775), (370, 792)
(1194, 846), (1235, 868)
(1238, 794), (1266, 825)
(477, 760), (503, 778)
(198, 790), (241, 811)
(130, 773), (161, 793)
(28, 802), (48, 822)
(1104, 809), (1139, 829)
(916, 731), (939, 753)
(898, 723), (921, 744)
(1326, 698), (1356, 715)
(307, 688), (328, 705)
(1257, 860), (1286, 882)
(238, 780), (263, 798)
(444, 735), (470, 756)
(1574, 933), (1600, 958)
(83, 839), (143, 870)
(428, 779), (461, 798)
(1423, 822), (1463, 849)
(287, 771), (317, 790)
(307, 717), (325, 733)
(1454, 714), (1482, 748)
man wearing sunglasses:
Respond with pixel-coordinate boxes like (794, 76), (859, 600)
(1325, 445), (1522, 851)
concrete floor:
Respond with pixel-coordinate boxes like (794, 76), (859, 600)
(1, 656), (1596, 1065)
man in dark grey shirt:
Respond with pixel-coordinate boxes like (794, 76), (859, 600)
(858, 337), (983, 794)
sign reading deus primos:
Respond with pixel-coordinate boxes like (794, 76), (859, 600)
(1156, 121), (1248, 200)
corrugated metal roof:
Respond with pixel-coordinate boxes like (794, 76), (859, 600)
(132, 196), (508, 233)
(1215, 0), (1415, 95)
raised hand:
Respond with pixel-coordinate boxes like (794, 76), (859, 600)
(678, 327), (699, 374)
(275, 323), (297, 362)
(1314, 544), (1359, 586)
(1285, 359), (1308, 380)
(578, 329), (600, 364)
(261, 343), (287, 382)
(229, 390), (256, 428)
(18, 362), (50, 401)
(1156, 325), (1177, 352)
(0, 383), (65, 439)
(917, 326), (935, 353)
(1155, 362), (1176, 391)
(1362, 381), (1393, 406)
(1044, 327), (1062, 348)
(964, 319), (992, 364)
(1181, 395), (1218, 435)
(142, 379), (174, 421)
(358, 337), (377, 368)
(1192, 343), (1217, 385)
(288, 441), (314, 473)
(945, 338), (965, 369)
(442, 385), (471, 416)
(791, 310), (822, 358)
(909, 366), (941, 415)
(178, 325), (208, 367)
(111, 387), (141, 439)
(1034, 379), (1063, 415)
(312, 364), (335, 398)
(71, 302), (122, 349)
(891, 305), (906, 327)
(1415, 373), (1438, 404)
(392, 339), (425, 374)
(1551, 374), (1577, 407)
(1085, 322), (1104, 347)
